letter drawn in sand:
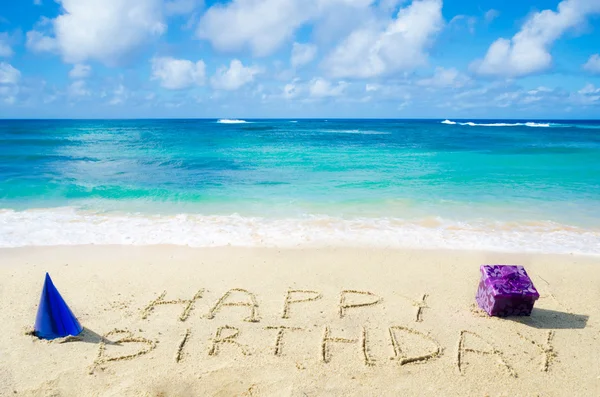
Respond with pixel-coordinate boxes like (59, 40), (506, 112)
(414, 294), (429, 322)
(339, 290), (382, 318)
(141, 289), (204, 321)
(175, 328), (191, 363)
(362, 326), (376, 366)
(517, 331), (556, 372)
(388, 326), (442, 365)
(208, 326), (249, 356)
(398, 293), (429, 322)
(207, 289), (260, 322)
(321, 326), (374, 366)
(456, 330), (517, 378)
(265, 326), (304, 356)
(89, 329), (157, 374)
(282, 290), (322, 319)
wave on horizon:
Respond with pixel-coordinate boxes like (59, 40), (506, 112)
(217, 119), (249, 124)
(441, 120), (551, 127)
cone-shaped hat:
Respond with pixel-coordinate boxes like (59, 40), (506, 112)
(34, 273), (83, 340)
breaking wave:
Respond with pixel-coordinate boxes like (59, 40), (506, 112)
(442, 120), (551, 128)
(217, 119), (249, 124)
(1, 208), (598, 255)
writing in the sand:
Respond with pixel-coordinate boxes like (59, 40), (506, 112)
(89, 288), (557, 379)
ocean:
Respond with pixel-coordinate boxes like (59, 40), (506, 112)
(1, 118), (599, 254)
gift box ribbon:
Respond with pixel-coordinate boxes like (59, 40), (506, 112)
(484, 266), (538, 297)
(497, 272), (531, 292)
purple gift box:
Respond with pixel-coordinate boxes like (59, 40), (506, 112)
(475, 265), (540, 317)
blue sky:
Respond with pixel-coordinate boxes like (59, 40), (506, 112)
(1, 0), (600, 118)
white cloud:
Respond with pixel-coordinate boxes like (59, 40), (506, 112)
(331, 0), (376, 7)
(165, 0), (202, 15)
(311, 1), (374, 48)
(521, 95), (543, 104)
(578, 83), (600, 95)
(445, 84), (579, 111)
(151, 56), (206, 89)
(197, 0), (311, 56)
(0, 62), (20, 104)
(484, 9), (499, 23)
(0, 85), (19, 104)
(26, 0), (166, 65)
(494, 91), (520, 103)
(0, 62), (20, 84)
(574, 84), (600, 105)
(527, 86), (553, 95)
(398, 94), (411, 109)
(283, 79), (301, 99)
(68, 80), (90, 97)
(472, 0), (600, 77)
(109, 84), (128, 105)
(417, 67), (469, 88)
(449, 15), (476, 33)
(0, 33), (13, 57)
(211, 59), (261, 91)
(43, 94), (59, 104)
(26, 30), (58, 53)
(291, 42), (317, 68)
(197, 0), (377, 56)
(323, 0), (443, 78)
(583, 54), (600, 74)
(69, 64), (92, 79)
(377, 0), (402, 11)
(277, 77), (349, 100)
(309, 78), (347, 97)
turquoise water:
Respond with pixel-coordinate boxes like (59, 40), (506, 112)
(1, 119), (599, 253)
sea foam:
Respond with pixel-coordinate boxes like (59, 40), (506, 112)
(1, 208), (598, 256)
(442, 120), (551, 127)
(217, 119), (248, 124)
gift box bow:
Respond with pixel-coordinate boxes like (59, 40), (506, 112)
(482, 265), (540, 298)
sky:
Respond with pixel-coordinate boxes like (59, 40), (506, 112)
(0, 0), (600, 119)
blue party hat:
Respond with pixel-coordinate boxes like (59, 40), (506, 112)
(34, 273), (83, 340)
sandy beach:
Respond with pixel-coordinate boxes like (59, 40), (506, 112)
(4, 0), (600, 395)
(0, 246), (598, 396)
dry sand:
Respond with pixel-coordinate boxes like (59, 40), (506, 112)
(0, 246), (599, 397)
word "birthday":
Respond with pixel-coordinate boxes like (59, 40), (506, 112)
(85, 288), (556, 378)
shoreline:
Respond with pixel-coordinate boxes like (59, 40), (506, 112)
(1, 245), (599, 396)
(2, 208), (600, 256)
(2, 243), (600, 256)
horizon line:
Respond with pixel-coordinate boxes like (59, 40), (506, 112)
(2, 118), (600, 121)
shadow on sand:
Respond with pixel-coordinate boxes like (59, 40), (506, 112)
(507, 308), (589, 329)
(59, 327), (119, 345)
